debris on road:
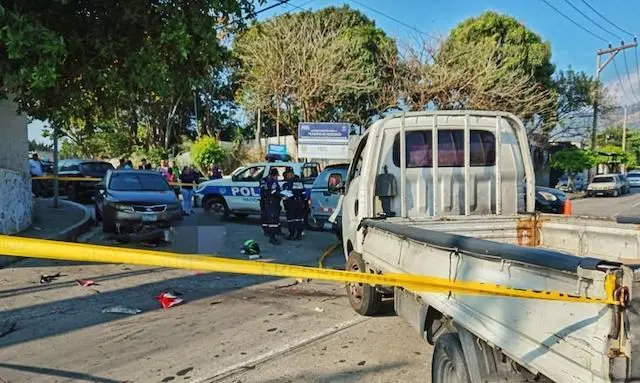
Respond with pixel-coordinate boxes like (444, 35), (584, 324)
(210, 300), (223, 306)
(0, 320), (17, 338)
(314, 307), (324, 313)
(248, 254), (261, 260)
(156, 292), (184, 309)
(76, 279), (97, 287)
(357, 360), (367, 366)
(40, 272), (61, 284)
(102, 306), (142, 315)
(275, 280), (299, 289)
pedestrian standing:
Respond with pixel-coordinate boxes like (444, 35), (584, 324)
(124, 160), (133, 170)
(260, 168), (282, 245)
(282, 170), (306, 240)
(159, 159), (170, 179)
(179, 166), (196, 216)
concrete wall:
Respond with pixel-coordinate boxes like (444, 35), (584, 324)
(0, 99), (32, 235)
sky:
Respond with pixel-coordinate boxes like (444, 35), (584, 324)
(29, 0), (640, 143)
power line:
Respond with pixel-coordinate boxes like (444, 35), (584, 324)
(622, 50), (639, 101)
(578, 0), (635, 38)
(216, 0), (292, 31)
(613, 57), (634, 104)
(347, 0), (431, 38)
(280, 0), (316, 13)
(561, 0), (621, 41)
(539, 0), (609, 43)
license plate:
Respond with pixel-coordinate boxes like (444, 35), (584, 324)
(596, 192), (604, 196)
(142, 214), (157, 222)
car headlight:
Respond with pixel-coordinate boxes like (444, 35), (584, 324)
(114, 204), (135, 213)
(537, 191), (557, 201)
(587, 185), (593, 190)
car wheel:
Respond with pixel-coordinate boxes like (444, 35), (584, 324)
(204, 197), (230, 220)
(613, 189), (620, 197)
(432, 333), (472, 383)
(346, 251), (381, 316)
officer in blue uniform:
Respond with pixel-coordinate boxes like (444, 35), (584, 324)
(282, 170), (306, 240)
(260, 168), (282, 245)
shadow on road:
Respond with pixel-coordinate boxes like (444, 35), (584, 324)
(0, 362), (122, 383)
(257, 361), (411, 383)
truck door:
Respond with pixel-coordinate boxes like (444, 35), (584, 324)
(228, 165), (265, 211)
(341, 134), (369, 248)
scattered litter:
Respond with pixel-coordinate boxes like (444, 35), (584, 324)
(156, 292), (184, 309)
(275, 280), (299, 289)
(296, 278), (312, 284)
(102, 306), (142, 315)
(314, 307), (324, 313)
(0, 320), (17, 338)
(176, 367), (193, 377)
(76, 279), (97, 287)
(266, 327), (278, 332)
(210, 301), (223, 306)
(40, 272), (61, 284)
(248, 254), (261, 260)
(357, 361), (367, 366)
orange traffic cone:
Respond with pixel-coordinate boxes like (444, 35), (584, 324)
(563, 198), (573, 216)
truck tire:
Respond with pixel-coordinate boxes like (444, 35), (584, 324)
(432, 333), (472, 383)
(204, 196), (230, 220)
(346, 251), (382, 316)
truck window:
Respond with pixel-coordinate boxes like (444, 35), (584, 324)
(236, 166), (265, 181)
(392, 130), (495, 168)
(347, 135), (368, 187)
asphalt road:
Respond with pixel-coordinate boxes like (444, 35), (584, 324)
(572, 187), (640, 217)
(0, 210), (430, 383)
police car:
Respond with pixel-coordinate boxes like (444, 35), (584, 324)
(195, 161), (320, 220)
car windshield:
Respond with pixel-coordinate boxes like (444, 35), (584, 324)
(592, 176), (614, 183)
(109, 172), (171, 191)
(313, 166), (349, 189)
(81, 162), (114, 174)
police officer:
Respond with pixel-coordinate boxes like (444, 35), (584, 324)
(260, 168), (282, 245)
(282, 170), (306, 240)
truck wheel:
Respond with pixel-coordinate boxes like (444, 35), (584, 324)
(204, 196), (230, 220)
(432, 333), (472, 383)
(346, 251), (381, 316)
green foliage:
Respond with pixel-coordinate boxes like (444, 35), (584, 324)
(190, 136), (226, 172)
(28, 139), (52, 152)
(550, 148), (596, 174)
(0, 0), (255, 152)
(442, 11), (554, 88)
(234, 6), (396, 135)
(596, 145), (634, 166)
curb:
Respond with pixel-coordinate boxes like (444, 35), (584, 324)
(50, 200), (94, 242)
(0, 199), (94, 268)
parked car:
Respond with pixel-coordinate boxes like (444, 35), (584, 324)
(628, 171), (640, 188)
(95, 170), (183, 233)
(58, 159), (114, 202)
(308, 163), (349, 231)
(616, 173), (631, 194)
(586, 174), (624, 197)
(534, 186), (567, 214)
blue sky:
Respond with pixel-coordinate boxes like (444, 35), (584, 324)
(29, 0), (640, 143)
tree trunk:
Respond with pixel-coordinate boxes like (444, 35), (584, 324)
(164, 97), (182, 150)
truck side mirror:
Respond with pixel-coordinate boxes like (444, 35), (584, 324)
(328, 173), (344, 194)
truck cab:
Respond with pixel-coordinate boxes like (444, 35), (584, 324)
(195, 161), (319, 219)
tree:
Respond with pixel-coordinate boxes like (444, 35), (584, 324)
(437, 11), (557, 137)
(28, 140), (52, 152)
(190, 136), (226, 173)
(234, 6), (397, 138)
(550, 147), (596, 189)
(0, 0), (255, 151)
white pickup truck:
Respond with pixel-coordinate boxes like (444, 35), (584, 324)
(329, 111), (640, 382)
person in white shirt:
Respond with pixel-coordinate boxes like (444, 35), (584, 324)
(29, 153), (43, 177)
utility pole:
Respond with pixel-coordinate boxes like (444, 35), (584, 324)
(52, 127), (59, 208)
(623, 106), (628, 151)
(591, 39), (638, 150)
(256, 109), (261, 148)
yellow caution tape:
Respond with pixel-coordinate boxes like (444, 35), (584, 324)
(0, 235), (619, 305)
(32, 176), (198, 187)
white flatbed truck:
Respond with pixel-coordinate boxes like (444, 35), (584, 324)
(330, 111), (640, 382)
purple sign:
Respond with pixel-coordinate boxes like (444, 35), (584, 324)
(298, 123), (349, 142)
